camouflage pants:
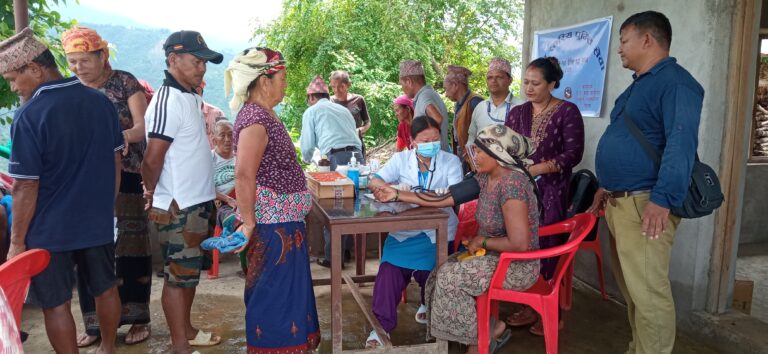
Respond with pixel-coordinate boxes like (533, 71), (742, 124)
(149, 201), (212, 288)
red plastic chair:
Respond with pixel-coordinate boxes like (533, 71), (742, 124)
(0, 249), (51, 328)
(208, 190), (237, 279)
(0, 171), (14, 192)
(453, 200), (479, 253)
(560, 210), (607, 311)
(476, 213), (596, 354)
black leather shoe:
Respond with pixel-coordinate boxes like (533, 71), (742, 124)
(317, 258), (345, 269)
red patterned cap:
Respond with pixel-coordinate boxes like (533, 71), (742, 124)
(488, 57), (511, 76)
(306, 75), (329, 94)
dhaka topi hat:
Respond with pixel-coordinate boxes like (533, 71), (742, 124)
(399, 60), (424, 78)
(306, 75), (329, 95)
(0, 28), (48, 74)
(488, 57), (512, 76)
(445, 65), (472, 85)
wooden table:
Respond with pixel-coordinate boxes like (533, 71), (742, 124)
(310, 195), (450, 353)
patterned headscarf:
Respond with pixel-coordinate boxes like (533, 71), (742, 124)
(474, 124), (535, 170)
(393, 95), (413, 110)
(224, 47), (285, 114)
(61, 27), (108, 54)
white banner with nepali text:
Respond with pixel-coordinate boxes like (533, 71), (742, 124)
(533, 16), (613, 117)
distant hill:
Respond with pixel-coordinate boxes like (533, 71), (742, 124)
(86, 23), (236, 118)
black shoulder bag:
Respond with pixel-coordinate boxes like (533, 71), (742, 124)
(623, 114), (723, 218)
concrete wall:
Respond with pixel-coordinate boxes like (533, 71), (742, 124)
(740, 165), (768, 245)
(524, 0), (735, 320)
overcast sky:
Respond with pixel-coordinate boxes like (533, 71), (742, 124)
(55, 0), (284, 50)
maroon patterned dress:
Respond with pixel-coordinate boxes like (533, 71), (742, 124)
(233, 103), (319, 353)
(505, 100), (584, 278)
(424, 171), (540, 345)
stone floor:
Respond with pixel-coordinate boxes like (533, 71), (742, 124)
(20, 252), (723, 353)
(736, 241), (768, 323)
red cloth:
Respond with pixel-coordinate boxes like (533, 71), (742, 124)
(396, 121), (412, 151)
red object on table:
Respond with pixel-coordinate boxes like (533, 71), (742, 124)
(475, 213), (596, 354)
(0, 249), (50, 328)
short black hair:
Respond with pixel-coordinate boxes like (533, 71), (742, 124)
(402, 75), (426, 86)
(410, 115), (441, 140)
(30, 49), (57, 69)
(620, 11), (672, 50)
(309, 92), (330, 101)
(527, 57), (564, 89)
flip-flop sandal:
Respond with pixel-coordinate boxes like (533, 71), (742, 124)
(76, 334), (100, 348)
(489, 328), (512, 354)
(124, 324), (151, 345)
(528, 319), (564, 336)
(364, 330), (388, 349)
(188, 330), (221, 346)
(505, 306), (537, 327)
(415, 304), (428, 324)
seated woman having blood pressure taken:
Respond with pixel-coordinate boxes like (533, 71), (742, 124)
(371, 124), (542, 354)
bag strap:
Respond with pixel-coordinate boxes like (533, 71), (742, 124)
(623, 113), (661, 168)
(623, 112), (701, 168)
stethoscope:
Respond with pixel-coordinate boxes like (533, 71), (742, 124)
(413, 151), (436, 192)
(487, 100), (511, 123)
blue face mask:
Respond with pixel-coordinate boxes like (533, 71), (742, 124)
(416, 141), (441, 158)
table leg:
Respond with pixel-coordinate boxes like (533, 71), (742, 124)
(332, 227), (343, 353)
(436, 221), (448, 267)
(355, 233), (366, 276)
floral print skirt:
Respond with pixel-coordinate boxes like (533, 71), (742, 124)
(425, 252), (539, 345)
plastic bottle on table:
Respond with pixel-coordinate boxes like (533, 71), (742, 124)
(347, 155), (360, 191)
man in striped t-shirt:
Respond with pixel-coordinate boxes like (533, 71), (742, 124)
(141, 30), (223, 353)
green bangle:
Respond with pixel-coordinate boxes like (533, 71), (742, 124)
(482, 237), (489, 249)
(394, 189), (400, 202)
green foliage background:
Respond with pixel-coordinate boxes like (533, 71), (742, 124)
(0, 0), (77, 124)
(256, 0), (524, 147)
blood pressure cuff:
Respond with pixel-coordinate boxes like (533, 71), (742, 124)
(449, 176), (480, 205)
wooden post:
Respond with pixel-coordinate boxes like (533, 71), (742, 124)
(13, 0), (29, 32)
(708, 0), (761, 314)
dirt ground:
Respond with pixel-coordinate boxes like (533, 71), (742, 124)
(20, 251), (721, 353)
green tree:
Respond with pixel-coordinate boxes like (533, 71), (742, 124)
(0, 0), (78, 124)
(255, 0), (523, 147)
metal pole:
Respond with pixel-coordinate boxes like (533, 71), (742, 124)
(13, 0), (29, 32)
